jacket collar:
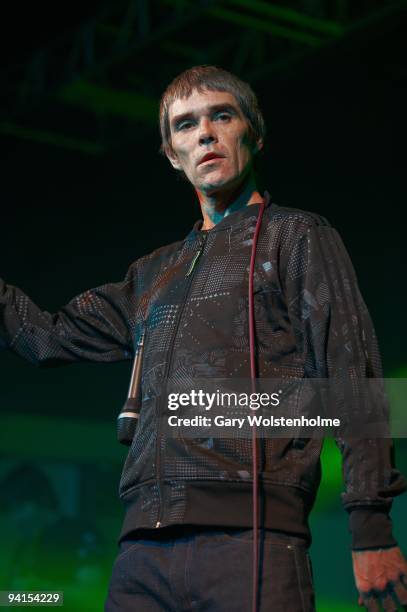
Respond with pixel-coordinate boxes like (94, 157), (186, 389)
(186, 191), (272, 240)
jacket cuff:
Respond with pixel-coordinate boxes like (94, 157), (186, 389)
(349, 508), (397, 550)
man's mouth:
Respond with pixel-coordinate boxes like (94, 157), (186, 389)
(197, 152), (225, 166)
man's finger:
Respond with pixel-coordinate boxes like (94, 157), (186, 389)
(361, 592), (381, 612)
(380, 590), (398, 611)
(393, 577), (407, 607)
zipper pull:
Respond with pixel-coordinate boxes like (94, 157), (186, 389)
(186, 246), (203, 277)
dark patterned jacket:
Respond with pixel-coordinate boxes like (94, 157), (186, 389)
(1, 199), (405, 549)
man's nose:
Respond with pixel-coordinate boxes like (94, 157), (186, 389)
(198, 118), (217, 146)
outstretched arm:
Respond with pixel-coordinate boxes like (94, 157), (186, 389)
(0, 262), (139, 366)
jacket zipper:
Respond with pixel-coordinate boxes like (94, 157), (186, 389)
(154, 234), (207, 528)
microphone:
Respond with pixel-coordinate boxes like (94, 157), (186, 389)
(117, 333), (145, 445)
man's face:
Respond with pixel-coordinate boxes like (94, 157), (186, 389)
(166, 89), (262, 194)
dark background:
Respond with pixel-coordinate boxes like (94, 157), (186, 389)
(1, 1), (406, 610)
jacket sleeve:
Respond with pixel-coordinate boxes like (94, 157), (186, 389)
(0, 263), (139, 367)
(284, 219), (406, 550)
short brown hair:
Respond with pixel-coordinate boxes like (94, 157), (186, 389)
(159, 65), (266, 156)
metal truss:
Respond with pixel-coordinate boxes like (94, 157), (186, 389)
(1, 0), (406, 153)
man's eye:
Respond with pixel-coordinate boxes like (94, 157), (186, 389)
(177, 121), (194, 131)
(214, 112), (231, 122)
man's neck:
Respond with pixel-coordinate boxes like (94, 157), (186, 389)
(197, 175), (263, 231)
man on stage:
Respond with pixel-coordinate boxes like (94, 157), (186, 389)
(1, 65), (407, 611)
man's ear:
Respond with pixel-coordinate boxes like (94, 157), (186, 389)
(252, 138), (264, 155)
(166, 146), (182, 171)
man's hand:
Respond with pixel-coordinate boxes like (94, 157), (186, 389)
(352, 547), (407, 610)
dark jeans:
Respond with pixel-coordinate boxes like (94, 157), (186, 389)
(104, 526), (316, 612)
